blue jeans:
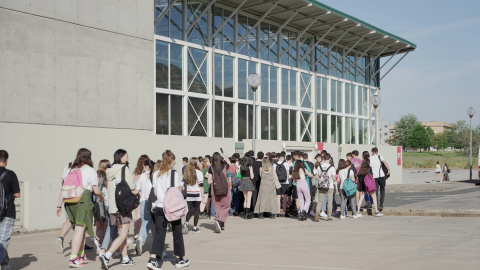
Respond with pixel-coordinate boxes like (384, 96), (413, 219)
(321, 191), (337, 212)
(230, 187), (241, 214)
(101, 206), (118, 251)
(139, 200), (153, 246)
(210, 199), (216, 217)
(0, 217), (14, 265)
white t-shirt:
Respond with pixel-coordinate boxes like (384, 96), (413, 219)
(273, 161), (290, 184)
(435, 164), (441, 173)
(136, 171), (153, 202)
(185, 169), (204, 202)
(152, 169), (182, 208)
(317, 163), (336, 189)
(338, 168), (355, 190)
(78, 165), (97, 191)
(370, 155), (385, 178)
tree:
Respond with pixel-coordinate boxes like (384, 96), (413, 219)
(407, 124), (430, 151)
(432, 132), (449, 156)
(388, 114), (420, 149)
(425, 126), (435, 149)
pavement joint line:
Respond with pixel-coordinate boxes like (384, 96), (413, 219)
(190, 260), (365, 270)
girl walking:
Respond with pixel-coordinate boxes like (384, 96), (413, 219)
(207, 152), (232, 233)
(134, 159), (154, 255)
(292, 161), (313, 221)
(199, 158), (211, 219)
(94, 159), (111, 254)
(356, 158), (383, 217)
(133, 155), (150, 248)
(337, 159), (358, 219)
(183, 157), (204, 234)
(238, 156), (255, 219)
(147, 150), (189, 270)
(254, 157), (281, 218)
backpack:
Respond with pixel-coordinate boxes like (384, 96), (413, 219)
(379, 156), (390, 179)
(343, 168), (357, 197)
(318, 165), (333, 192)
(364, 168), (376, 193)
(276, 162), (287, 183)
(62, 168), (85, 204)
(212, 166), (228, 197)
(163, 170), (187, 222)
(0, 170), (10, 221)
(115, 166), (140, 216)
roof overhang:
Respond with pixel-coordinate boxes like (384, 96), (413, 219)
(218, 0), (417, 58)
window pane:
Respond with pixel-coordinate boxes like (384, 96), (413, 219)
(171, 95), (183, 135)
(322, 114), (328, 143)
(337, 81), (342, 113)
(280, 29), (289, 65)
(271, 108), (277, 140)
(282, 109), (288, 140)
(289, 110), (296, 141)
(345, 83), (351, 114)
(248, 18), (257, 57)
(270, 66), (277, 104)
(248, 104), (253, 139)
(215, 101), (222, 137)
(237, 15), (248, 55)
(261, 107), (269, 140)
(224, 56), (234, 97)
(248, 61), (257, 101)
(224, 101), (233, 138)
(170, 44), (182, 90)
(156, 93), (168, 134)
(289, 71), (296, 106)
(330, 80), (336, 112)
(331, 115), (336, 143)
(238, 103), (247, 140)
(188, 97), (208, 136)
(300, 37), (312, 71)
(300, 73), (311, 108)
(223, 10), (234, 52)
(155, 40), (168, 89)
(269, 24), (278, 63)
(154, 0), (169, 37)
(213, 7), (223, 50)
(260, 23), (269, 61)
(281, 69), (288, 105)
(214, 54), (222, 96)
(238, 59), (247, 99)
(301, 112), (311, 142)
(261, 64), (269, 103)
(187, 2), (208, 46)
(350, 85), (356, 114)
(358, 119), (364, 144)
(337, 115), (343, 144)
(169, 2), (183, 40)
(188, 48), (208, 93)
(289, 31), (297, 67)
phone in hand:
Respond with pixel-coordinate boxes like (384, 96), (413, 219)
(220, 148), (224, 153)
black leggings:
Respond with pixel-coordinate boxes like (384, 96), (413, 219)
(186, 201), (200, 226)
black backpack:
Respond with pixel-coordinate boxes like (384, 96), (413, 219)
(0, 170), (10, 221)
(276, 162), (287, 183)
(115, 166), (140, 216)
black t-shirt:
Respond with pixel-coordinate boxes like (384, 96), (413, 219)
(251, 160), (263, 181)
(0, 167), (21, 219)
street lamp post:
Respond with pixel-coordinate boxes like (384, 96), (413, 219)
(370, 94), (381, 148)
(248, 73), (261, 153)
(467, 107), (475, 181)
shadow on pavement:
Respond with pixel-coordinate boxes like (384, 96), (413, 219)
(10, 253), (37, 269)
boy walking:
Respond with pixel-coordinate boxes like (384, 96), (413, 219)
(0, 150), (21, 270)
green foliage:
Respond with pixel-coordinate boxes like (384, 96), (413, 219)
(403, 151), (469, 169)
(432, 132), (449, 150)
(407, 124), (430, 151)
(389, 114), (420, 148)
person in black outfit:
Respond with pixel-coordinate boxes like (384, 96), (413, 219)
(250, 152), (264, 215)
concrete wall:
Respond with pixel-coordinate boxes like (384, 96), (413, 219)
(0, 1), (153, 129)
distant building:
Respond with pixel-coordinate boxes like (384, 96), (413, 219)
(379, 121), (390, 145)
(421, 122), (452, 134)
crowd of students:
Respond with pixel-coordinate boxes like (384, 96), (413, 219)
(55, 146), (391, 269)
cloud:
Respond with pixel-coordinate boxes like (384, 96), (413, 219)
(404, 16), (480, 39)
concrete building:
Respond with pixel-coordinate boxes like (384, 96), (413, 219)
(0, 0), (415, 230)
(379, 121), (390, 145)
(421, 121), (452, 134)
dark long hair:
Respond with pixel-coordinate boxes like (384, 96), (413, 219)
(239, 156), (252, 178)
(337, 159), (347, 174)
(212, 152), (227, 175)
(134, 154), (150, 176)
(357, 158), (371, 177)
(292, 161), (303, 180)
(72, 148), (93, 169)
(144, 159), (155, 180)
(113, 149), (127, 165)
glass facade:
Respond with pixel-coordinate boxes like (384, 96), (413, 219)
(154, 2), (379, 144)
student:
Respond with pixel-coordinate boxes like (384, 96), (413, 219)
(135, 159), (154, 255)
(93, 159), (111, 254)
(291, 159), (313, 221)
(0, 150), (20, 270)
(199, 157), (211, 219)
(254, 157), (281, 218)
(100, 149), (138, 269)
(315, 153), (336, 221)
(356, 157), (383, 217)
(183, 158), (204, 234)
(435, 161), (441, 182)
(62, 148), (104, 267)
(346, 152), (352, 161)
(181, 157), (188, 175)
(274, 153), (290, 217)
(370, 148), (390, 211)
(132, 155), (149, 254)
(250, 152), (264, 214)
(207, 152), (232, 232)
(238, 156), (255, 219)
(228, 157), (241, 216)
(147, 150), (189, 270)
(56, 161), (74, 254)
(337, 159), (358, 219)
(286, 155), (295, 216)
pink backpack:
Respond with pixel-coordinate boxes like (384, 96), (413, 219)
(364, 173), (376, 193)
(163, 170), (186, 222)
(62, 169), (85, 204)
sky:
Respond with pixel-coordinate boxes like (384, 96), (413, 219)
(321, 0), (480, 127)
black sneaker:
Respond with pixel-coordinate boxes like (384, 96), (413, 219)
(147, 258), (161, 270)
(175, 258), (190, 268)
(99, 254), (109, 269)
(84, 244), (93, 250)
(121, 257), (136, 266)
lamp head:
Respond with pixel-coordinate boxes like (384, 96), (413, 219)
(248, 73), (261, 91)
(467, 107), (475, 118)
(370, 94), (381, 108)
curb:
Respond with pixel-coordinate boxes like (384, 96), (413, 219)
(380, 208), (480, 217)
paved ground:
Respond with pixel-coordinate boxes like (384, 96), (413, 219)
(7, 215), (480, 270)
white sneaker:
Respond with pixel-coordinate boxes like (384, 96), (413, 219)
(56, 236), (64, 254)
(353, 213), (360, 218)
(340, 215), (345, 219)
(320, 211), (327, 217)
(375, 212), (383, 217)
(214, 220), (222, 234)
(135, 237), (142, 255)
(182, 222), (189, 235)
(94, 238), (101, 255)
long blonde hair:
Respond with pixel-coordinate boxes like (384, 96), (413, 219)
(184, 157), (200, 186)
(201, 157), (209, 170)
(262, 157), (272, 172)
(97, 159), (110, 188)
(153, 159), (162, 173)
(157, 150), (175, 177)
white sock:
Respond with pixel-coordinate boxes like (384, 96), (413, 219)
(105, 251), (112, 259)
(123, 256), (129, 262)
(193, 226), (197, 230)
